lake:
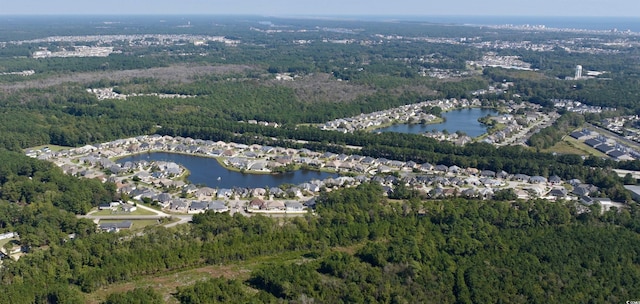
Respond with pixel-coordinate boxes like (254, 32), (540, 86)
(374, 107), (499, 137)
(117, 152), (339, 189)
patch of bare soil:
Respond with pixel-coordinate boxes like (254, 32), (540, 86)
(269, 73), (377, 103)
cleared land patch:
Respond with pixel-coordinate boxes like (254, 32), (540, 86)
(0, 64), (258, 92)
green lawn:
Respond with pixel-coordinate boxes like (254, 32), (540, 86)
(24, 144), (72, 152)
(92, 207), (157, 216)
(99, 219), (162, 229)
(0, 238), (16, 249)
(544, 136), (608, 157)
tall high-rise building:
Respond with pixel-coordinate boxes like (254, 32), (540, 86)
(575, 65), (583, 79)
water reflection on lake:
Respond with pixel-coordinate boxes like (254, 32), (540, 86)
(375, 108), (499, 137)
(117, 152), (339, 189)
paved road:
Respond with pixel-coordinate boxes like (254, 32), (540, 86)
(79, 214), (169, 220)
(81, 201), (194, 228)
(496, 113), (557, 146)
(132, 201), (170, 216)
(163, 215), (193, 228)
(585, 123), (640, 151)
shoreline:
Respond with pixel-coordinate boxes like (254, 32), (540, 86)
(112, 149), (334, 179)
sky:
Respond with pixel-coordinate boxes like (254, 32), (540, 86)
(2, 0), (639, 17)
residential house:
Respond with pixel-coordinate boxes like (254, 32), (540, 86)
(248, 198), (266, 210)
(269, 187), (285, 198)
(252, 188), (267, 197)
(434, 164), (448, 172)
(286, 187), (303, 198)
(480, 170), (496, 177)
(462, 188), (477, 198)
(121, 204), (137, 213)
(170, 200), (189, 212)
(208, 201), (229, 213)
(188, 201), (209, 214)
(548, 188), (568, 199)
(0, 232), (17, 241)
(195, 187), (217, 199)
(266, 201), (286, 211)
(466, 167), (479, 176)
(285, 202), (305, 212)
(548, 175), (562, 185)
(448, 165), (462, 174)
(513, 174), (530, 182)
(182, 184), (199, 195)
(304, 197), (317, 209)
(529, 176), (547, 184)
(496, 170), (509, 179)
(580, 196), (612, 206)
(596, 144), (615, 154)
(99, 221), (133, 233)
(573, 184), (598, 197)
(217, 188), (234, 198)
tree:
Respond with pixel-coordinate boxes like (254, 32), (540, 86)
(493, 188), (517, 201)
(104, 288), (163, 304)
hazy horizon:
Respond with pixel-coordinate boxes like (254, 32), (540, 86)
(2, 0), (638, 17)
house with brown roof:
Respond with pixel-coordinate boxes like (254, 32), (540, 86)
(248, 198), (266, 210)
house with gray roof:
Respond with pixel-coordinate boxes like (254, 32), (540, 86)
(434, 164), (448, 172)
(121, 204), (137, 213)
(209, 201), (229, 213)
(596, 144), (615, 154)
(584, 138), (603, 148)
(285, 201), (305, 212)
(217, 188), (234, 198)
(573, 184), (598, 197)
(549, 188), (568, 199)
(269, 187), (285, 198)
(99, 221), (132, 233)
(549, 175), (562, 185)
(529, 176), (547, 184)
(480, 170), (496, 177)
(608, 150), (627, 159)
(170, 200), (189, 212)
(188, 201), (209, 214)
(448, 165), (461, 174)
(570, 130), (589, 140)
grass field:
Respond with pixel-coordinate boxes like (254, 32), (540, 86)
(85, 249), (312, 304)
(98, 219), (164, 230)
(0, 238), (17, 249)
(543, 136), (608, 157)
(91, 207), (157, 216)
(24, 144), (72, 152)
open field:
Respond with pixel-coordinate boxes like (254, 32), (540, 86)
(0, 64), (258, 92)
(0, 238), (17, 249)
(24, 144), (71, 152)
(544, 136), (608, 157)
(98, 219), (166, 230)
(85, 249), (313, 304)
(91, 208), (157, 216)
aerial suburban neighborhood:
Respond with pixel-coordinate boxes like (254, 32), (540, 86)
(27, 115), (624, 222)
(3, 11), (640, 302)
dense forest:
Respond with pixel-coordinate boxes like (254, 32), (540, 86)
(1, 15), (640, 303)
(1, 182), (639, 303)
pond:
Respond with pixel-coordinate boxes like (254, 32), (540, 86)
(117, 152), (339, 189)
(374, 107), (500, 137)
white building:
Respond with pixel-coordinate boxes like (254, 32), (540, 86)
(575, 65), (583, 79)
